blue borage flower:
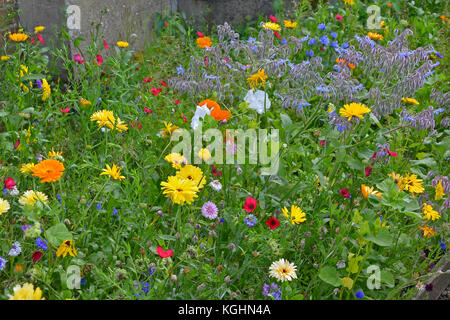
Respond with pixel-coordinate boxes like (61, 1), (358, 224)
(176, 64), (184, 76)
(297, 101), (311, 113)
(0, 256), (7, 270)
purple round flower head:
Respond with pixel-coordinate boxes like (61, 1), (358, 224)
(9, 241), (21, 256)
(355, 290), (364, 299)
(36, 238), (48, 251)
(425, 283), (433, 292)
(308, 38), (317, 46)
(318, 23), (326, 31)
(21, 224), (32, 234)
(330, 31), (338, 39)
(244, 214), (257, 227)
(262, 283), (270, 296)
(202, 201), (218, 220)
(270, 289), (282, 300)
(35, 79), (43, 89)
(0, 256), (7, 271)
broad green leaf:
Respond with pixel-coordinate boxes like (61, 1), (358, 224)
(45, 223), (73, 246)
(319, 266), (342, 287)
(364, 228), (393, 247)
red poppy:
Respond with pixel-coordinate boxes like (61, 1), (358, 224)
(244, 197), (257, 213)
(160, 80), (168, 87)
(103, 40), (108, 50)
(211, 165), (222, 177)
(4, 177), (16, 190)
(269, 15), (277, 23)
(37, 33), (45, 44)
(60, 107), (71, 114)
(95, 54), (103, 66)
(150, 88), (162, 96)
(336, 14), (343, 21)
(274, 31), (281, 38)
(197, 31), (205, 38)
(144, 107), (152, 114)
(32, 251), (43, 263)
(340, 188), (351, 198)
(157, 246), (173, 258)
(265, 217), (280, 230)
(387, 150), (397, 157)
(365, 166), (372, 177)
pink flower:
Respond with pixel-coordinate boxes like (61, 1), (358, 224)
(4, 177), (16, 190)
(340, 188), (351, 198)
(95, 54), (103, 66)
(103, 40), (108, 50)
(160, 80), (168, 87)
(131, 120), (142, 130)
(274, 31), (281, 38)
(60, 107), (71, 114)
(157, 246), (173, 258)
(14, 139), (20, 149)
(336, 14), (343, 21)
(204, 56), (209, 67)
(150, 88), (162, 96)
(269, 14), (277, 23)
(164, 22), (168, 28)
(144, 107), (152, 114)
(74, 54), (85, 64)
(37, 33), (45, 44)
(365, 166), (372, 177)
(197, 31), (205, 38)
(173, 99), (180, 105)
(387, 150), (397, 157)
(320, 140), (325, 146)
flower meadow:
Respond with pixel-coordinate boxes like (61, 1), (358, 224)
(0, 0), (449, 300)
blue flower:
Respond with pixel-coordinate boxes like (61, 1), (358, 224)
(320, 36), (329, 46)
(176, 64), (184, 76)
(308, 38), (317, 45)
(96, 203), (102, 210)
(35, 79), (43, 89)
(80, 278), (87, 286)
(355, 290), (364, 299)
(318, 23), (326, 31)
(262, 283), (270, 296)
(297, 102), (311, 113)
(36, 238), (48, 251)
(440, 242), (447, 251)
(247, 36), (256, 43)
(330, 31), (338, 39)
(331, 41), (339, 49)
(342, 42), (349, 49)
(270, 289), (282, 300)
(9, 241), (21, 256)
(306, 49), (314, 57)
(281, 38), (287, 45)
(244, 214), (258, 227)
(0, 256), (7, 271)
(97, 97), (102, 105)
(140, 282), (150, 295)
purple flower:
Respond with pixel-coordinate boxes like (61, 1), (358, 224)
(244, 214), (257, 227)
(306, 49), (314, 57)
(308, 38), (317, 46)
(342, 42), (349, 49)
(320, 36), (329, 46)
(0, 256), (7, 270)
(36, 238), (48, 251)
(9, 241), (21, 256)
(35, 79), (43, 89)
(202, 201), (218, 220)
(262, 284), (270, 296)
(270, 289), (282, 300)
(355, 290), (364, 299)
(330, 31), (338, 39)
(21, 224), (32, 234)
(331, 41), (339, 49)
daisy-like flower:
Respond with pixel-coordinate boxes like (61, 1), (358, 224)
(247, 69), (268, 89)
(32, 159), (65, 183)
(402, 97), (419, 105)
(80, 98), (92, 108)
(281, 205), (306, 224)
(100, 164), (125, 181)
(161, 121), (179, 138)
(164, 153), (187, 170)
(197, 99), (231, 121)
(161, 176), (199, 205)
(402, 173), (424, 197)
(361, 184), (382, 199)
(418, 225), (436, 239)
(20, 163), (35, 174)
(18, 65), (32, 93)
(339, 103), (371, 121)
(18, 190), (48, 206)
(389, 172), (404, 190)
(269, 258), (297, 282)
(283, 20), (297, 28)
(196, 36), (212, 48)
(262, 22), (281, 31)
(176, 165), (206, 189)
(367, 32), (383, 40)
(198, 148), (211, 161)
(435, 179), (445, 201)
(90, 109), (115, 131)
(34, 26), (45, 34)
(422, 204), (441, 221)
(117, 41), (129, 48)
(202, 201), (218, 219)
(41, 79), (51, 101)
(9, 32), (28, 42)
(344, 0), (355, 5)
(210, 179), (222, 191)
(56, 240), (77, 258)
(8, 283), (43, 300)
(0, 198), (10, 215)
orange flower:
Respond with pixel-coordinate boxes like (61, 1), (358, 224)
(32, 159), (65, 183)
(196, 36), (212, 48)
(387, 3), (392, 7)
(336, 58), (355, 69)
(198, 99), (231, 121)
(361, 184), (382, 199)
(418, 225), (436, 239)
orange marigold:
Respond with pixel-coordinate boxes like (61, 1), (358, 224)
(32, 159), (65, 183)
(198, 99), (231, 121)
(196, 36), (212, 48)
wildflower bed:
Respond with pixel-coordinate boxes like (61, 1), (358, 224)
(0, 1), (449, 300)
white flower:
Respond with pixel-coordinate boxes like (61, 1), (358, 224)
(191, 103), (211, 130)
(9, 186), (19, 197)
(210, 180), (222, 191)
(269, 258), (297, 282)
(244, 89), (271, 114)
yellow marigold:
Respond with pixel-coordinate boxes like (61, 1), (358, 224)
(196, 36), (212, 48)
(284, 20), (297, 28)
(262, 21), (281, 31)
(20, 163), (36, 174)
(367, 32), (383, 40)
(282, 205), (306, 224)
(160, 175), (199, 205)
(0, 198), (10, 215)
(422, 203), (441, 221)
(339, 103), (371, 121)
(1, 55), (10, 61)
(402, 173), (424, 197)
(41, 78), (51, 101)
(8, 283), (43, 300)
(100, 163), (125, 181)
(164, 153), (187, 169)
(247, 68), (268, 89)
(9, 32), (28, 42)
(117, 41), (129, 48)
(435, 179), (445, 201)
(34, 26), (45, 33)
(402, 97), (419, 105)
(32, 159), (65, 183)
(19, 190), (48, 206)
(361, 184), (382, 199)
(176, 165), (206, 189)
(56, 240), (77, 258)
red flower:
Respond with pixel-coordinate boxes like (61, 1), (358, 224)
(14, 139), (20, 149)
(244, 197), (257, 213)
(336, 14), (343, 21)
(60, 107), (71, 114)
(387, 150), (397, 157)
(197, 31), (205, 38)
(37, 33), (45, 44)
(32, 251), (43, 263)
(136, 67), (140, 71)
(173, 99), (180, 105)
(30, 37), (35, 44)
(150, 88), (162, 96)
(4, 177), (16, 190)
(103, 40), (109, 50)
(340, 188), (351, 198)
(160, 80), (168, 87)
(131, 120), (142, 130)
(365, 166), (372, 177)
(157, 246), (173, 258)
(144, 107), (152, 114)
(370, 152), (377, 160)
(320, 140), (325, 146)
(319, 46), (325, 51)
(74, 54), (85, 64)
(181, 113), (187, 123)
(274, 31), (281, 38)
(95, 54), (103, 66)
(211, 165), (222, 177)
(269, 15), (277, 23)
(164, 22), (168, 28)
(265, 217), (280, 230)
(204, 56), (209, 67)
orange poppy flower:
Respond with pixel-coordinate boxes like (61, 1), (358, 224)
(32, 159), (65, 183)
(198, 99), (231, 121)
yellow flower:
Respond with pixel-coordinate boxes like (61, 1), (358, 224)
(0, 198), (10, 215)
(20, 163), (36, 174)
(90, 110), (127, 132)
(367, 32), (384, 40)
(402, 97), (419, 105)
(41, 78), (51, 101)
(117, 41), (129, 48)
(284, 20), (297, 28)
(262, 22), (281, 31)
(114, 117), (128, 133)
(160, 175), (199, 205)
(282, 205), (306, 224)
(269, 258), (297, 282)
(402, 173), (424, 197)
(80, 98), (92, 108)
(161, 121), (179, 138)
(8, 283), (43, 300)
(435, 179), (445, 201)
(380, 21), (387, 28)
(100, 164), (125, 181)
(1, 55), (10, 61)
(9, 32), (29, 42)
(247, 68), (268, 89)
(56, 240), (77, 258)
(176, 165), (206, 189)
(361, 184), (382, 199)
(198, 148), (211, 161)
(389, 172), (404, 190)
(418, 225), (436, 239)
(165, 153), (187, 169)
(19, 190), (48, 206)
(339, 103), (371, 121)
(422, 204), (441, 221)
(34, 26), (45, 33)
(48, 148), (63, 159)
(18, 65), (32, 93)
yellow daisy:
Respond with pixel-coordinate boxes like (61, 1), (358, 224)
(56, 240), (77, 258)
(282, 205), (306, 224)
(100, 164), (125, 181)
(160, 175), (199, 205)
(262, 22), (281, 31)
(339, 103), (371, 121)
(422, 204), (440, 221)
(8, 283), (43, 300)
(176, 165), (206, 189)
(18, 190), (49, 206)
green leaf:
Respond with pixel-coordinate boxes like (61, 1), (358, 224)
(45, 223), (72, 246)
(157, 234), (177, 241)
(410, 158), (436, 168)
(73, 37), (84, 48)
(364, 228), (393, 247)
(346, 156), (364, 171)
(319, 266), (341, 287)
(381, 270), (395, 288)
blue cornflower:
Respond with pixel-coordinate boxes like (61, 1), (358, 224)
(96, 203), (101, 210)
(440, 242), (447, 251)
(318, 23), (326, 31)
(0, 256), (7, 270)
(320, 36), (329, 46)
(330, 31), (338, 39)
(355, 290), (364, 299)
(9, 241), (21, 256)
(331, 41), (339, 49)
(87, 201), (91, 207)
(220, 218), (225, 223)
(35, 79), (43, 89)
(308, 38), (317, 45)
(3, 188), (7, 196)
(80, 278), (87, 286)
(244, 214), (258, 227)
(342, 42), (349, 49)
(21, 224), (32, 234)
(306, 49), (314, 57)
(140, 282), (150, 295)
(176, 64), (184, 76)
(36, 238), (48, 251)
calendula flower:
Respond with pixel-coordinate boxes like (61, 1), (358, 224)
(1, 55), (10, 61)
(34, 26), (45, 33)
(283, 20), (297, 28)
(198, 148), (211, 161)
(176, 165), (206, 189)
(18, 190), (48, 206)
(100, 164), (125, 181)
(20, 163), (35, 174)
(8, 283), (43, 300)
(80, 98), (92, 108)
(402, 173), (424, 197)
(435, 179), (445, 200)
(56, 240), (77, 258)
(361, 184), (382, 199)
(160, 176), (199, 205)
(247, 69), (268, 89)
(196, 36), (212, 48)
(41, 79), (51, 101)
(9, 33), (28, 42)
(117, 41), (129, 48)
(418, 225), (436, 239)
(282, 205), (306, 224)
(422, 204), (441, 221)
(402, 97), (419, 105)
(164, 153), (187, 169)
(161, 121), (179, 138)
(269, 258), (297, 282)
(367, 32), (383, 40)
(0, 198), (10, 215)
(389, 172), (404, 190)
(32, 159), (65, 183)
(262, 22), (281, 31)
(339, 103), (371, 121)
